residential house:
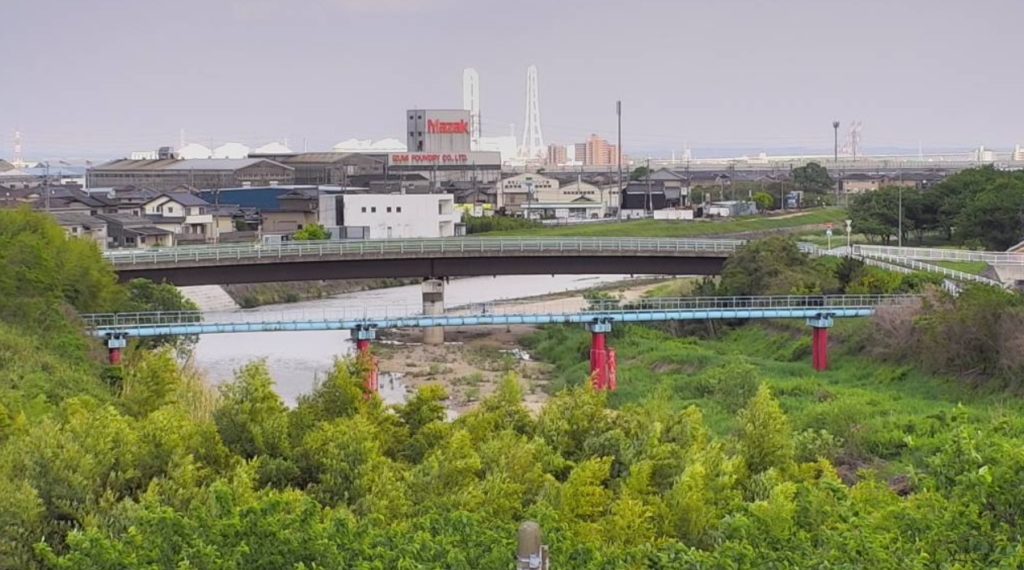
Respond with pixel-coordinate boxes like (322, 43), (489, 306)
(648, 169), (690, 207)
(98, 213), (175, 249)
(261, 188), (320, 235)
(143, 192), (214, 241)
(51, 212), (108, 250)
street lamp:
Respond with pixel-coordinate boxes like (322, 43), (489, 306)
(832, 121), (840, 164)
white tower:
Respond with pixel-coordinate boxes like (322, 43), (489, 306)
(13, 130), (23, 167)
(462, 68), (481, 150)
(520, 65), (545, 159)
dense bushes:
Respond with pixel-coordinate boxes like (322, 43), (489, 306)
(11, 355), (1024, 568)
(866, 285), (1024, 386)
(464, 215), (540, 234)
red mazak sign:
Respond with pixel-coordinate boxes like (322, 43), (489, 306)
(427, 119), (469, 135)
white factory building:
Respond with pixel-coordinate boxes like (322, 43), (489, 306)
(319, 191), (461, 239)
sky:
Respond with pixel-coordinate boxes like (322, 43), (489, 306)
(1, 0), (1022, 160)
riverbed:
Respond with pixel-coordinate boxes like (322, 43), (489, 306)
(192, 274), (641, 405)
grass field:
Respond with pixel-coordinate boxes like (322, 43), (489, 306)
(486, 208), (847, 237)
(933, 260), (990, 275)
(524, 319), (1019, 477)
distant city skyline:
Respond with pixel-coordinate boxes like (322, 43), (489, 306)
(2, 0), (1022, 161)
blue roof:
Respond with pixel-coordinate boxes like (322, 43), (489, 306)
(196, 187), (301, 210)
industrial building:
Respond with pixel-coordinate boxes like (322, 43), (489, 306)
(86, 158), (295, 191)
(247, 152), (385, 186)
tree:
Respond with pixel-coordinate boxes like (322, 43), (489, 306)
(752, 191), (774, 212)
(738, 384), (794, 474)
(630, 165), (651, 181)
(718, 237), (838, 296)
(791, 162), (834, 193)
(213, 361), (290, 459)
(954, 177), (1024, 250)
(848, 187), (902, 244)
(293, 224), (330, 241)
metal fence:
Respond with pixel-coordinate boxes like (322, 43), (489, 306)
(854, 245), (1024, 265)
(81, 294), (914, 330)
(855, 253), (1004, 287)
(101, 237), (747, 266)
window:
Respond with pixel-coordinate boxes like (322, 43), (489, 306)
(371, 207), (376, 213)
(396, 206), (402, 213)
(386, 207), (392, 213)
(361, 206), (367, 213)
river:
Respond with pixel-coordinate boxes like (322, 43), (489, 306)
(192, 274), (635, 404)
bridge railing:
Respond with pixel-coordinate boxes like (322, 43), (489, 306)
(102, 237), (746, 265)
(81, 294), (916, 330)
(854, 245), (1024, 265)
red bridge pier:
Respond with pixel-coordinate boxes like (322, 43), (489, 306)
(354, 328), (379, 393)
(105, 333), (128, 365)
(806, 314), (834, 372)
(588, 322), (617, 391)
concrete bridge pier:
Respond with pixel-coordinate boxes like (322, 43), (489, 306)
(807, 314), (834, 372)
(588, 321), (617, 391)
(105, 333), (127, 365)
(422, 279), (445, 345)
(354, 328), (379, 393)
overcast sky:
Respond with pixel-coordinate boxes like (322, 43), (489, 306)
(2, 0), (1021, 159)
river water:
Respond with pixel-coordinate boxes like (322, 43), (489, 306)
(192, 274), (634, 405)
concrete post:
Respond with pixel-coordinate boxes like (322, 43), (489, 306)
(106, 333), (127, 366)
(516, 521), (549, 570)
(588, 321), (613, 391)
(354, 328), (379, 393)
(422, 278), (445, 345)
(806, 315), (834, 372)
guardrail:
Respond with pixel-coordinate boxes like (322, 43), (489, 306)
(102, 237), (747, 266)
(855, 253), (1004, 287)
(854, 245), (1024, 265)
(81, 294), (915, 330)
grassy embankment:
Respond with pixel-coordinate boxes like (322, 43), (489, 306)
(224, 278), (416, 308)
(485, 208), (847, 237)
(525, 318), (1017, 480)
(932, 260), (990, 275)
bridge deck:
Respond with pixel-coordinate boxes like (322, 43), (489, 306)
(83, 295), (916, 338)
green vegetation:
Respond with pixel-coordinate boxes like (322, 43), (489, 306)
(464, 215), (540, 234)
(629, 165), (650, 181)
(226, 278), (415, 308)
(700, 237), (943, 297)
(849, 166), (1024, 249)
(9, 209), (1024, 567)
(933, 260), (989, 275)
(791, 161), (835, 193)
(292, 224), (330, 241)
(487, 208), (846, 237)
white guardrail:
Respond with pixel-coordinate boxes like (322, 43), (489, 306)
(853, 245), (1024, 265)
(102, 237), (746, 266)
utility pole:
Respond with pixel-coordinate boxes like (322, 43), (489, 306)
(43, 161), (50, 210)
(616, 100), (622, 219)
(645, 157), (652, 216)
(898, 171), (904, 248)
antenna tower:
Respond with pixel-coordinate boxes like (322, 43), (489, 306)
(519, 65), (545, 159)
(462, 68), (481, 150)
(849, 121), (862, 160)
(13, 130), (23, 167)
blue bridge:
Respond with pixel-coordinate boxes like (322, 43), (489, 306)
(84, 294), (915, 389)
